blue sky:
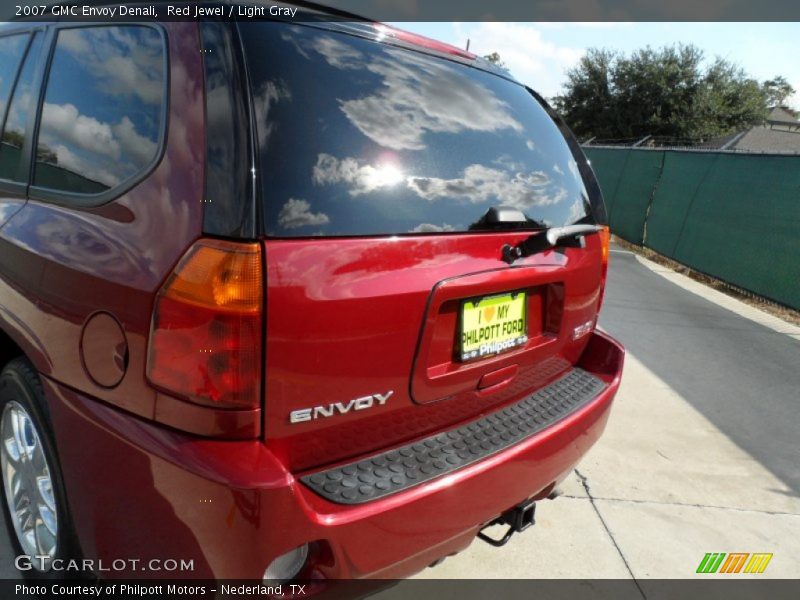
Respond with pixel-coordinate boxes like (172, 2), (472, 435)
(390, 23), (800, 108)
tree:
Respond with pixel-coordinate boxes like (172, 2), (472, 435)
(762, 76), (795, 107)
(696, 58), (767, 136)
(1, 130), (25, 149)
(552, 49), (617, 139)
(483, 52), (507, 70)
(554, 44), (771, 141)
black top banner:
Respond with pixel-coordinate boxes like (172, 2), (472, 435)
(2, 0), (800, 22)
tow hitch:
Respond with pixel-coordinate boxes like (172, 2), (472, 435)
(477, 499), (536, 547)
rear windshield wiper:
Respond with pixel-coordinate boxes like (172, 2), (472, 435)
(501, 224), (603, 264)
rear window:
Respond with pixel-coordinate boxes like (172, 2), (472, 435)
(240, 23), (595, 237)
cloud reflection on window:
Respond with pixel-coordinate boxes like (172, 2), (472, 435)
(278, 198), (330, 229)
(237, 23), (595, 235)
(410, 223), (455, 233)
(252, 80), (291, 146)
(408, 164), (567, 208)
(310, 35), (523, 151)
(33, 26), (164, 195)
(313, 153), (406, 196)
(312, 152), (570, 210)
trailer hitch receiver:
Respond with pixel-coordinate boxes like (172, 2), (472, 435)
(477, 499), (536, 547)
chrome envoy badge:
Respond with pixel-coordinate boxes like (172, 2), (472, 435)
(289, 391), (394, 424)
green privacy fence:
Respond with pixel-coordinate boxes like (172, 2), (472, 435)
(583, 147), (800, 311)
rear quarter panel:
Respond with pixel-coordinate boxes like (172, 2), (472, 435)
(0, 22), (205, 419)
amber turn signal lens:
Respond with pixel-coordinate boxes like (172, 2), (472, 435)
(598, 225), (611, 266)
(596, 225), (611, 313)
(159, 240), (262, 312)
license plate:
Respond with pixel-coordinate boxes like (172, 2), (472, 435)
(460, 292), (528, 361)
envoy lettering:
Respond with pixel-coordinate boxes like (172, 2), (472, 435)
(290, 391), (393, 424)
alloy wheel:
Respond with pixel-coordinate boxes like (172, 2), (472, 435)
(1, 401), (58, 568)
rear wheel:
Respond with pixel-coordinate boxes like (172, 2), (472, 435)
(0, 358), (80, 577)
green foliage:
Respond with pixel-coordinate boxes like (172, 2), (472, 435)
(1, 130), (25, 149)
(554, 44), (772, 141)
(483, 52), (506, 67)
(483, 52), (508, 70)
(762, 76), (796, 107)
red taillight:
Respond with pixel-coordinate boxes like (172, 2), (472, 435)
(597, 226), (611, 312)
(373, 23), (476, 59)
(147, 239), (262, 409)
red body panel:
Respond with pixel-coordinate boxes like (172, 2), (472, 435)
(46, 331), (623, 580)
(0, 19), (625, 583)
(0, 24), (258, 435)
(0, 22), (204, 422)
(264, 233), (605, 471)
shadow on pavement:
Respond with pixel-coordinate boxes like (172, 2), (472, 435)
(600, 249), (800, 497)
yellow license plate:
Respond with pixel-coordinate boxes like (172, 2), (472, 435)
(460, 292), (528, 361)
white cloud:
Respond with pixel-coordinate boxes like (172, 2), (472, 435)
(410, 223), (455, 233)
(453, 22), (585, 100)
(2, 90), (32, 135)
(408, 164), (566, 208)
(568, 157), (582, 182)
(310, 36), (522, 150)
(113, 116), (157, 166)
(251, 80), (291, 146)
(40, 102), (120, 160)
(313, 153), (405, 196)
(278, 198), (330, 229)
(312, 36), (364, 69)
(37, 102), (159, 188)
(493, 154), (525, 171)
(58, 26), (163, 105)
(313, 151), (574, 209)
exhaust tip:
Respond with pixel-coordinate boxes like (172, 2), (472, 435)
(547, 486), (563, 500)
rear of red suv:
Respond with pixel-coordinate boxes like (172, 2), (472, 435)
(0, 10), (623, 584)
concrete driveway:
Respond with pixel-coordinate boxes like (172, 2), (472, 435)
(0, 246), (797, 583)
(407, 246), (800, 580)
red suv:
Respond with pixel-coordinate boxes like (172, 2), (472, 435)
(0, 8), (623, 583)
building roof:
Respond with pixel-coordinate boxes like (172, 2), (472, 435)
(731, 127), (800, 153)
(767, 106), (799, 125)
(728, 106), (800, 153)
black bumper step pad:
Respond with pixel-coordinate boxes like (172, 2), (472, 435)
(301, 368), (606, 505)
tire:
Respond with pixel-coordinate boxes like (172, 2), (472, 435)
(0, 357), (81, 579)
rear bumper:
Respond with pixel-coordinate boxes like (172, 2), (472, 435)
(44, 330), (623, 581)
